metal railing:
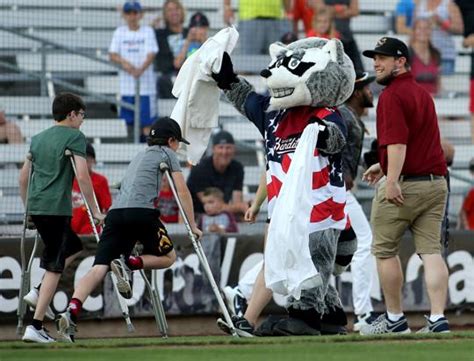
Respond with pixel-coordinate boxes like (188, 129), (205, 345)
(0, 26), (142, 143)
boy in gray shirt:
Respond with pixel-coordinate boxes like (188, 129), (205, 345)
(56, 117), (202, 342)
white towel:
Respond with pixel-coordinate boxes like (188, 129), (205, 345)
(264, 124), (322, 299)
(171, 27), (239, 164)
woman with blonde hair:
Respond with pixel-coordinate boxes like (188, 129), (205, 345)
(154, 0), (188, 98)
(408, 17), (442, 95)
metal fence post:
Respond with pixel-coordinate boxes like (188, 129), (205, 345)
(133, 77), (140, 144)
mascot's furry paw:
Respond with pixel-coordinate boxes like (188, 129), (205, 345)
(212, 52), (238, 90)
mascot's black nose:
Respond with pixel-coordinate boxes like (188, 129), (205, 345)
(260, 69), (272, 78)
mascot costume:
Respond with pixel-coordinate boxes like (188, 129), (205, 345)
(213, 37), (357, 336)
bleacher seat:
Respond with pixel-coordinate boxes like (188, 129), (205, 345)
(16, 118), (127, 141)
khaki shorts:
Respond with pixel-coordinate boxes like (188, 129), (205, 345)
(371, 178), (447, 258)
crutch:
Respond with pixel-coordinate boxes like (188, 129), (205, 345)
(65, 149), (135, 332)
(133, 244), (168, 338)
(159, 162), (237, 337)
(17, 152), (38, 335)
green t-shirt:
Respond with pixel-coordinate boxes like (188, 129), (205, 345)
(28, 125), (87, 216)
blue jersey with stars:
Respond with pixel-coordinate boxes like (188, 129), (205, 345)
(242, 92), (348, 228)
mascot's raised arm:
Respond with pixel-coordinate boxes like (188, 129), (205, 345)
(214, 37), (358, 336)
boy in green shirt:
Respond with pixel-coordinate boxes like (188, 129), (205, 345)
(19, 93), (105, 343)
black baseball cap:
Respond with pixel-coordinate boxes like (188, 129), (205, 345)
(189, 12), (209, 28)
(149, 117), (190, 144)
(212, 130), (234, 146)
(354, 71), (375, 90)
(362, 37), (410, 61)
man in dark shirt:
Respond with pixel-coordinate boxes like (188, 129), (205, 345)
(187, 130), (248, 217)
(360, 37), (449, 335)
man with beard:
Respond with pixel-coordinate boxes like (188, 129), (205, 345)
(360, 37), (449, 335)
(338, 71), (378, 331)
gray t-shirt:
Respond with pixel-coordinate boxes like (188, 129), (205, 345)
(112, 145), (181, 210)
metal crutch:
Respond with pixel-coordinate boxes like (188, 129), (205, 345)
(133, 244), (168, 338)
(159, 162), (237, 337)
(65, 149), (135, 332)
(17, 152), (39, 335)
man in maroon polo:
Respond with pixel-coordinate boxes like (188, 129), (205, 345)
(360, 37), (449, 335)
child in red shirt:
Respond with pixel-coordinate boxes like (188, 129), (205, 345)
(306, 7), (340, 39)
(71, 143), (111, 234)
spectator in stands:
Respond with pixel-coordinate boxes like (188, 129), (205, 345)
(323, 0), (364, 71)
(0, 103), (23, 144)
(187, 130), (248, 218)
(154, 0), (188, 98)
(409, 18), (442, 96)
(155, 173), (180, 223)
(198, 187), (238, 233)
(454, 0), (474, 143)
(71, 143), (112, 235)
(291, 0), (324, 35)
(395, 0), (416, 35)
(306, 7), (340, 39)
(223, 0), (291, 55)
(414, 0), (463, 75)
(458, 158), (474, 230)
(173, 12), (210, 70)
(109, 1), (159, 142)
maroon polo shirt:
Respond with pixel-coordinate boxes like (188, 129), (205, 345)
(376, 72), (447, 176)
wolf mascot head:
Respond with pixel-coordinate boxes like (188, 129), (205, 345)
(261, 38), (355, 111)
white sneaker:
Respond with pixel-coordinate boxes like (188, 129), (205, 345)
(353, 312), (378, 332)
(56, 309), (77, 343)
(222, 286), (248, 318)
(110, 256), (132, 299)
(23, 288), (55, 320)
(22, 325), (55, 343)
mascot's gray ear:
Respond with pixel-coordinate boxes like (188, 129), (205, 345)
(321, 38), (346, 65)
(269, 42), (287, 61)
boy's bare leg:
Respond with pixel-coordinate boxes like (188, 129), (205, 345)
(421, 254), (448, 315)
(71, 265), (109, 302)
(243, 267), (273, 326)
(140, 251), (176, 270)
(33, 271), (61, 321)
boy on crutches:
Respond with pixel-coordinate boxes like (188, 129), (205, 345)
(56, 117), (202, 341)
(19, 93), (105, 343)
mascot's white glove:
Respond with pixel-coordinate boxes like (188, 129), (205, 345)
(211, 52), (239, 90)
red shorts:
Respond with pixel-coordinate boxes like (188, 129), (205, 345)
(470, 79), (474, 113)
(292, 0), (314, 32)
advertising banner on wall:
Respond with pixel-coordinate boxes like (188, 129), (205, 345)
(1, 231), (473, 324)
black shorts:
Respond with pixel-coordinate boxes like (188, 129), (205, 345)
(93, 208), (174, 266)
(31, 215), (83, 273)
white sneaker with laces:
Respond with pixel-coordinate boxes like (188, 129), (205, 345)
(23, 288), (55, 320)
(22, 325), (56, 343)
(56, 309), (77, 343)
(110, 256), (132, 299)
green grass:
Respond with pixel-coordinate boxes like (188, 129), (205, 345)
(1, 333), (474, 361)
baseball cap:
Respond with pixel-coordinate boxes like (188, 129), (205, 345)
(86, 143), (96, 159)
(189, 12), (209, 28)
(362, 37), (410, 61)
(212, 130), (234, 146)
(123, 1), (142, 13)
(354, 71), (375, 90)
(149, 117), (189, 144)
